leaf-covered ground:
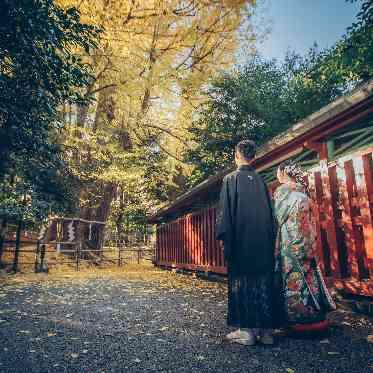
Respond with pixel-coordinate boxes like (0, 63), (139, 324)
(0, 265), (372, 373)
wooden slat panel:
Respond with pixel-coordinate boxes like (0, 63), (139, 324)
(200, 212), (204, 266)
(314, 171), (332, 275)
(320, 159), (341, 278)
(329, 165), (349, 278)
(353, 156), (373, 275)
(184, 218), (187, 264)
(165, 224), (169, 262)
(176, 221), (179, 264)
(168, 223), (171, 263)
(205, 210), (209, 266)
(344, 160), (369, 278)
(179, 220), (182, 264)
(196, 214), (201, 266)
(209, 208), (215, 267)
(204, 210), (209, 266)
(156, 226), (160, 263)
(211, 208), (217, 267)
(337, 161), (359, 278)
(181, 218), (185, 264)
(175, 222), (178, 264)
(162, 225), (166, 262)
(169, 223), (172, 263)
(309, 172), (326, 274)
(187, 215), (192, 264)
(192, 215), (196, 265)
(164, 225), (167, 262)
(363, 153), (373, 264)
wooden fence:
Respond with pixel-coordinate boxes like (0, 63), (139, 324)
(155, 148), (373, 296)
(1, 242), (154, 272)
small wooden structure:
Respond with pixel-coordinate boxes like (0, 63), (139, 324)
(31, 217), (106, 271)
(149, 80), (373, 297)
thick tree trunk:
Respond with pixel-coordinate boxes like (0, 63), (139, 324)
(12, 220), (22, 272)
(0, 219), (7, 266)
(77, 104), (90, 127)
(78, 85), (120, 253)
(80, 182), (116, 255)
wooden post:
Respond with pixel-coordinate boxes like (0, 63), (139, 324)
(12, 220), (23, 273)
(40, 244), (46, 271)
(137, 248), (140, 264)
(337, 162), (359, 279)
(353, 156), (373, 276)
(76, 242), (81, 271)
(34, 240), (40, 273)
(317, 141), (341, 278)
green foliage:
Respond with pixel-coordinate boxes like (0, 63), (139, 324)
(184, 52), (340, 185)
(319, 0), (373, 83)
(184, 0), (373, 186)
(108, 144), (176, 232)
(0, 0), (100, 222)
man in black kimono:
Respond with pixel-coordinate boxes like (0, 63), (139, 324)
(216, 140), (277, 346)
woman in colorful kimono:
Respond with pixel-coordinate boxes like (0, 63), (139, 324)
(274, 161), (336, 332)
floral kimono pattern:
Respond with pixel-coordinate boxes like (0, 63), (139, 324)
(274, 184), (335, 325)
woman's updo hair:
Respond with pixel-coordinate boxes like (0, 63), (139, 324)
(235, 140), (257, 161)
(278, 160), (310, 196)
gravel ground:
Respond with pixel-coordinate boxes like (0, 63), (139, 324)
(0, 266), (372, 373)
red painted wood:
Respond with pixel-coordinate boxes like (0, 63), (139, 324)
(192, 215), (197, 265)
(154, 150), (373, 297)
(320, 159), (341, 278)
(196, 214), (201, 266)
(329, 165), (349, 278)
(212, 208), (218, 267)
(308, 173), (325, 275)
(338, 161), (359, 279)
(314, 171), (331, 275)
(362, 153), (373, 266)
(335, 278), (373, 297)
(181, 218), (185, 264)
(353, 156), (373, 276)
(208, 209), (213, 267)
(175, 222), (178, 264)
(204, 210), (208, 266)
(187, 215), (192, 264)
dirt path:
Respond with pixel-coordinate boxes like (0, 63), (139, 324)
(0, 266), (372, 372)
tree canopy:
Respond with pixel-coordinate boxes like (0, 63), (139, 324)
(184, 0), (373, 186)
(0, 0), (100, 222)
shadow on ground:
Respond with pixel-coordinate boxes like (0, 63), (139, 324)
(0, 265), (372, 373)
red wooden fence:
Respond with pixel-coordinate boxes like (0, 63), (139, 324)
(155, 148), (373, 296)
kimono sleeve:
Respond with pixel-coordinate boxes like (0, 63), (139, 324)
(215, 176), (233, 259)
(263, 182), (278, 241)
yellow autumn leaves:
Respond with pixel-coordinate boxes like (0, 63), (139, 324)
(58, 0), (255, 155)
(55, 0), (256, 217)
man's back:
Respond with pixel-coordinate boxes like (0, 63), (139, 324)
(217, 164), (276, 275)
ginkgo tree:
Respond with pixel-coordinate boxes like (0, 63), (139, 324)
(57, 0), (257, 235)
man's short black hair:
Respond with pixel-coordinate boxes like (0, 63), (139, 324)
(235, 140), (256, 160)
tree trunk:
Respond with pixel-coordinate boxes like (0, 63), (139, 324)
(80, 182), (117, 251)
(77, 104), (90, 127)
(78, 84), (118, 253)
(12, 220), (22, 272)
(0, 219), (7, 266)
